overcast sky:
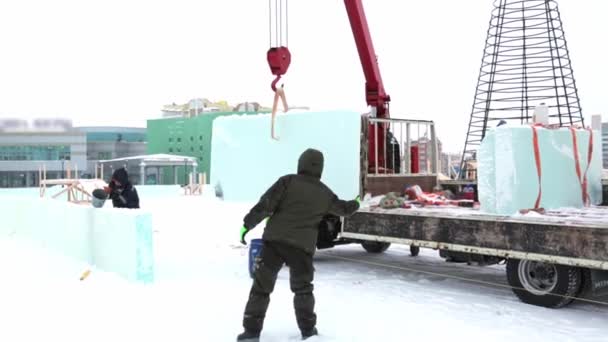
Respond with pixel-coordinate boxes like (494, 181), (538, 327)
(0, 0), (606, 153)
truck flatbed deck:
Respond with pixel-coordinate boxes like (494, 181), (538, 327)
(337, 204), (608, 308)
(342, 205), (608, 270)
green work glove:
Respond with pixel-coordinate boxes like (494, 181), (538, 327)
(240, 226), (250, 245)
(355, 195), (361, 203)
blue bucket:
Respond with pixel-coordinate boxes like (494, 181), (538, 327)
(248, 239), (264, 278)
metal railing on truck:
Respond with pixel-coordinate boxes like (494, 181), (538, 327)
(368, 117), (439, 176)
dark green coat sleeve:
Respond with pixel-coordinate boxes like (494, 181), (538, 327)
(243, 176), (290, 229)
(327, 193), (360, 217)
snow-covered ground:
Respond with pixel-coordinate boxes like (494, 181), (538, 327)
(1, 194), (607, 342)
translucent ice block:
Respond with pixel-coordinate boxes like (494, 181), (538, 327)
(0, 197), (154, 283)
(478, 126), (602, 215)
(210, 110), (362, 202)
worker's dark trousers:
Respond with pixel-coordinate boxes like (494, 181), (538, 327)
(242, 240), (316, 333)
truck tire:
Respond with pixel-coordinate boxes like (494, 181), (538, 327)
(361, 241), (390, 253)
(410, 245), (420, 256)
(506, 259), (582, 308)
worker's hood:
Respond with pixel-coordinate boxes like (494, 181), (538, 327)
(297, 148), (324, 179)
(112, 168), (130, 187)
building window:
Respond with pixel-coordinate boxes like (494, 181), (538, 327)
(0, 145), (71, 161)
(200, 146), (203, 151)
(190, 136), (194, 142)
(177, 148), (181, 152)
(177, 137), (181, 143)
(169, 137), (173, 143)
(190, 147), (194, 152)
(98, 152), (111, 160)
(169, 148), (173, 153)
(199, 135), (203, 140)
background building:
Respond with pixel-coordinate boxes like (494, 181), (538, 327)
(0, 118), (73, 132)
(233, 102), (272, 112)
(440, 152), (461, 179)
(75, 127), (147, 181)
(161, 98), (236, 118)
(147, 111), (265, 184)
(0, 119), (149, 188)
(162, 98), (271, 118)
(411, 137), (442, 174)
(603, 122), (608, 169)
(0, 119), (87, 187)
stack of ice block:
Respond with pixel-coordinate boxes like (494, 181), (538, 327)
(0, 197), (154, 283)
(478, 126), (602, 215)
(210, 110), (361, 202)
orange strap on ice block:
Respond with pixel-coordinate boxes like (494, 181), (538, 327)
(582, 128), (593, 206)
(570, 127), (584, 204)
(532, 126), (542, 209)
(570, 127), (594, 206)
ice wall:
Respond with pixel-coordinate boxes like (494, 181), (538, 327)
(0, 197), (154, 283)
(210, 110), (361, 202)
(478, 126), (602, 215)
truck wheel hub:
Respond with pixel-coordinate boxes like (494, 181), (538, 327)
(518, 260), (558, 295)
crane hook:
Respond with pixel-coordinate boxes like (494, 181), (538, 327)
(267, 46), (291, 91)
(271, 75), (282, 92)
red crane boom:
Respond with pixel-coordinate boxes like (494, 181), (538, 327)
(344, 0), (391, 172)
(344, 0), (391, 120)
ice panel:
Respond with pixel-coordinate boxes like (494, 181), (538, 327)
(210, 110), (361, 202)
(479, 126), (602, 215)
(0, 197), (154, 282)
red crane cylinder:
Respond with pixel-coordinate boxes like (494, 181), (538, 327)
(410, 146), (419, 174)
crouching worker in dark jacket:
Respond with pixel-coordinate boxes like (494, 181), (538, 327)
(236, 148), (360, 341)
(104, 167), (140, 209)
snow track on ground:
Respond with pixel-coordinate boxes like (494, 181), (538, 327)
(1, 196), (606, 342)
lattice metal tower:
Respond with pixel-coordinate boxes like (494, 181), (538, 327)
(459, 0), (584, 179)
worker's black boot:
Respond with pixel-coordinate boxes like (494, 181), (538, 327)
(301, 327), (318, 340)
(236, 330), (260, 342)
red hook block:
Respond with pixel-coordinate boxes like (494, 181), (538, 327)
(267, 46), (291, 91)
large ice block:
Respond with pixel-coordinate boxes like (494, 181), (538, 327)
(90, 207), (154, 283)
(0, 197), (154, 283)
(210, 110), (361, 202)
(478, 126), (602, 215)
